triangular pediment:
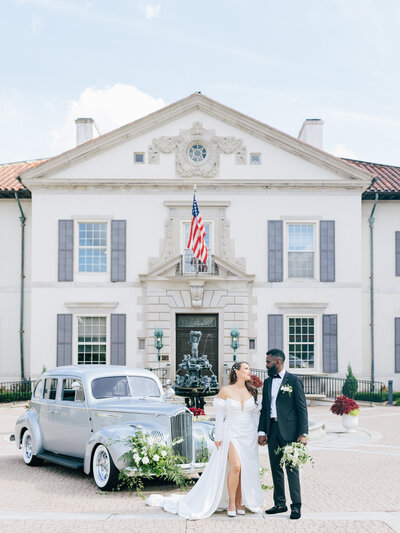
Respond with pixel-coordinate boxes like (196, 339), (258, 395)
(19, 93), (373, 189)
(139, 254), (254, 281)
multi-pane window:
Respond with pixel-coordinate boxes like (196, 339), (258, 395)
(78, 317), (107, 364)
(182, 222), (211, 273)
(78, 222), (107, 272)
(288, 224), (314, 278)
(288, 317), (315, 369)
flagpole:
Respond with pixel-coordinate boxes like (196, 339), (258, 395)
(193, 184), (197, 197)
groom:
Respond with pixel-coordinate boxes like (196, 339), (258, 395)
(258, 349), (308, 520)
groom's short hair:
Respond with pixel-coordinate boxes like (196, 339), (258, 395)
(266, 348), (285, 363)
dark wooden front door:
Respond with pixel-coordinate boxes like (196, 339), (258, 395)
(176, 314), (218, 375)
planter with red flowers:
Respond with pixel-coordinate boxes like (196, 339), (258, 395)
(330, 395), (360, 433)
(188, 407), (210, 421)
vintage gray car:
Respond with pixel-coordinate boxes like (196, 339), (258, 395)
(14, 366), (215, 490)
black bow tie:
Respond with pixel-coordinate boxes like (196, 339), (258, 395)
(272, 375), (281, 379)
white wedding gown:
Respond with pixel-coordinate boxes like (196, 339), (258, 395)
(146, 396), (264, 520)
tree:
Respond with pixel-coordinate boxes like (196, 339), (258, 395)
(342, 363), (358, 399)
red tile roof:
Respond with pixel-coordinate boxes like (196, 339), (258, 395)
(343, 158), (400, 193)
(0, 160), (47, 192)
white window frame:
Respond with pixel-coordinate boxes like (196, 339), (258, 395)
(250, 152), (261, 165)
(284, 221), (318, 281)
(73, 314), (110, 365)
(284, 314), (320, 374)
(74, 219), (111, 281)
(134, 152), (145, 164)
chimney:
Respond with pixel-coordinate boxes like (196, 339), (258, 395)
(75, 117), (94, 146)
(297, 119), (324, 150)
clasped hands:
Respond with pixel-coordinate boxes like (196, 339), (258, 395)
(258, 435), (307, 446)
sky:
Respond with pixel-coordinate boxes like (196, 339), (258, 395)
(1, 0), (400, 166)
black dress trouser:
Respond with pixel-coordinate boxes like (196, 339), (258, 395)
(268, 418), (301, 510)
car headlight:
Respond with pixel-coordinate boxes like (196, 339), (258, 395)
(209, 426), (215, 441)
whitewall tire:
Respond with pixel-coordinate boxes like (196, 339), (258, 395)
(92, 444), (119, 491)
(21, 430), (43, 466)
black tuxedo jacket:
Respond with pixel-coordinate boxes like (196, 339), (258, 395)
(258, 371), (308, 442)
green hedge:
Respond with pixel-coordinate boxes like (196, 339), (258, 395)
(353, 391), (400, 403)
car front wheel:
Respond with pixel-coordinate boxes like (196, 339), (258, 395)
(92, 444), (119, 491)
(21, 430), (43, 466)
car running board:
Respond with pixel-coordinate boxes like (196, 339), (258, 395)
(36, 452), (84, 470)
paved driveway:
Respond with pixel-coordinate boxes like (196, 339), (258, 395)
(0, 402), (399, 532)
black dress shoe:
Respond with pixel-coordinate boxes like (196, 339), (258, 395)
(290, 509), (301, 519)
(265, 505), (288, 514)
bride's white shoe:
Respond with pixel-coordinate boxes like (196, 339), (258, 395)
(236, 508), (245, 515)
(227, 509), (236, 517)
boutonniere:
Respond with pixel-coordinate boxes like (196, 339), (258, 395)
(280, 384), (293, 396)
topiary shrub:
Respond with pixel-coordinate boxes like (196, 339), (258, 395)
(342, 363), (358, 399)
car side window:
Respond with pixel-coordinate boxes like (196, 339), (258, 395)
(61, 378), (85, 403)
(43, 378), (58, 400)
(33, 380), (43, 399)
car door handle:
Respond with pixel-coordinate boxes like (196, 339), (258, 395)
(49, 409), (59, 414)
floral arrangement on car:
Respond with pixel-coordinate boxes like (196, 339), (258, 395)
(275, 441), (314, 472)
(118, 429), (190, 496)
(330, 395), (360, 416)
(250, 374), (263, 389)
(188, 407), (210, 421)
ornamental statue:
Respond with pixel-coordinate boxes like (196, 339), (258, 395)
(174, 330), (219, 408)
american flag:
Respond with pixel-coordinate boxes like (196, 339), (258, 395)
(187, 195), (208, 263)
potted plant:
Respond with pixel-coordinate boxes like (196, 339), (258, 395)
(330, 395), (360, 433)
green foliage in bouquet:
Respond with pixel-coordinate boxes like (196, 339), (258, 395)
(259, 466), (273, 490)
(275, 442), (314, 472)
(118, 430), (191, 497)
(342, 363), (358, 399)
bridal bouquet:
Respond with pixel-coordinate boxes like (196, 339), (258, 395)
(275, 442), (314, 471)
(118, 429), (189, 496)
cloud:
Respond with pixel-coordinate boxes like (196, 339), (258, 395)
(332, 144), (357, 160)
(50, 84), (166, 155)
(143, 4), (160, 20)
(31, 15), (44, 34)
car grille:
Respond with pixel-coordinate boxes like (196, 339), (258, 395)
(170, 410), (193, 462)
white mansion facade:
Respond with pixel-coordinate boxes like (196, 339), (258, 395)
(1, 93), (399, 389)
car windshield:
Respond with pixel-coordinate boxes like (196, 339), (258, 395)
(91, 376), (160, 399)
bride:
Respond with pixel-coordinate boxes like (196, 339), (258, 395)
(146, 361), (264, 519)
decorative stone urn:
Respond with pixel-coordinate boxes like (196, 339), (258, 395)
(342, 414), (359, 433)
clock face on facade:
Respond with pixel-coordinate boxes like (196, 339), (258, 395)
(188, 143), (207, 163)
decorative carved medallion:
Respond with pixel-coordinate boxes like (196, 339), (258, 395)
(148, 122), (247, 177)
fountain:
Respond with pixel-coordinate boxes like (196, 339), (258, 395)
(174, 330), (219, 409)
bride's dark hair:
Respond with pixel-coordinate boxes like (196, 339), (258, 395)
(229, 361), (258, 404)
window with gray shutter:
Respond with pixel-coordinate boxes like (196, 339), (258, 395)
(323, 314), (338, 373)
(57, 314), (72, 366)
(268, 221), (283, 282)
(395, 318), (400, 373)
(111, 314), (126, 365)
(111, 220), (126, 282)
(320, 221), (335, 282)
(396, 232), (400, 276)
(268, 314), (283, 351)
(58, 220), (74, 281)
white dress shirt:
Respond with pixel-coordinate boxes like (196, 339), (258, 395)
(259, 368), (286, 436)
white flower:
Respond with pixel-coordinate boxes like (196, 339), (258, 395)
(161, 450), (167, 457)
(153, 454), (160, 462)
(142, 456), (149, 464)
(133, 453), (140, 464)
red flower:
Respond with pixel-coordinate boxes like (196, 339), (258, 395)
(330, 395), (360, 416)
(189, 407), (206, 417)
(250, 374), (263, 388)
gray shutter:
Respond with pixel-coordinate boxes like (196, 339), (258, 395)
(111, 314), (126, 365)
(58, 220), (74, 281)
(396, 232), (400, 276)
(268, 220), (283, 282)
(395, 318), (400, 373)
(57, 314), (72, 366)
(268, 314), (283, 351)
(320, 220), (335, 282)
(111, 220), (126, 282)
(323, 314), (338, 373)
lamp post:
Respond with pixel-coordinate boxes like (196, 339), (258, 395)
(154, 328), (163, 363)
(230, 328), (240, 362)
